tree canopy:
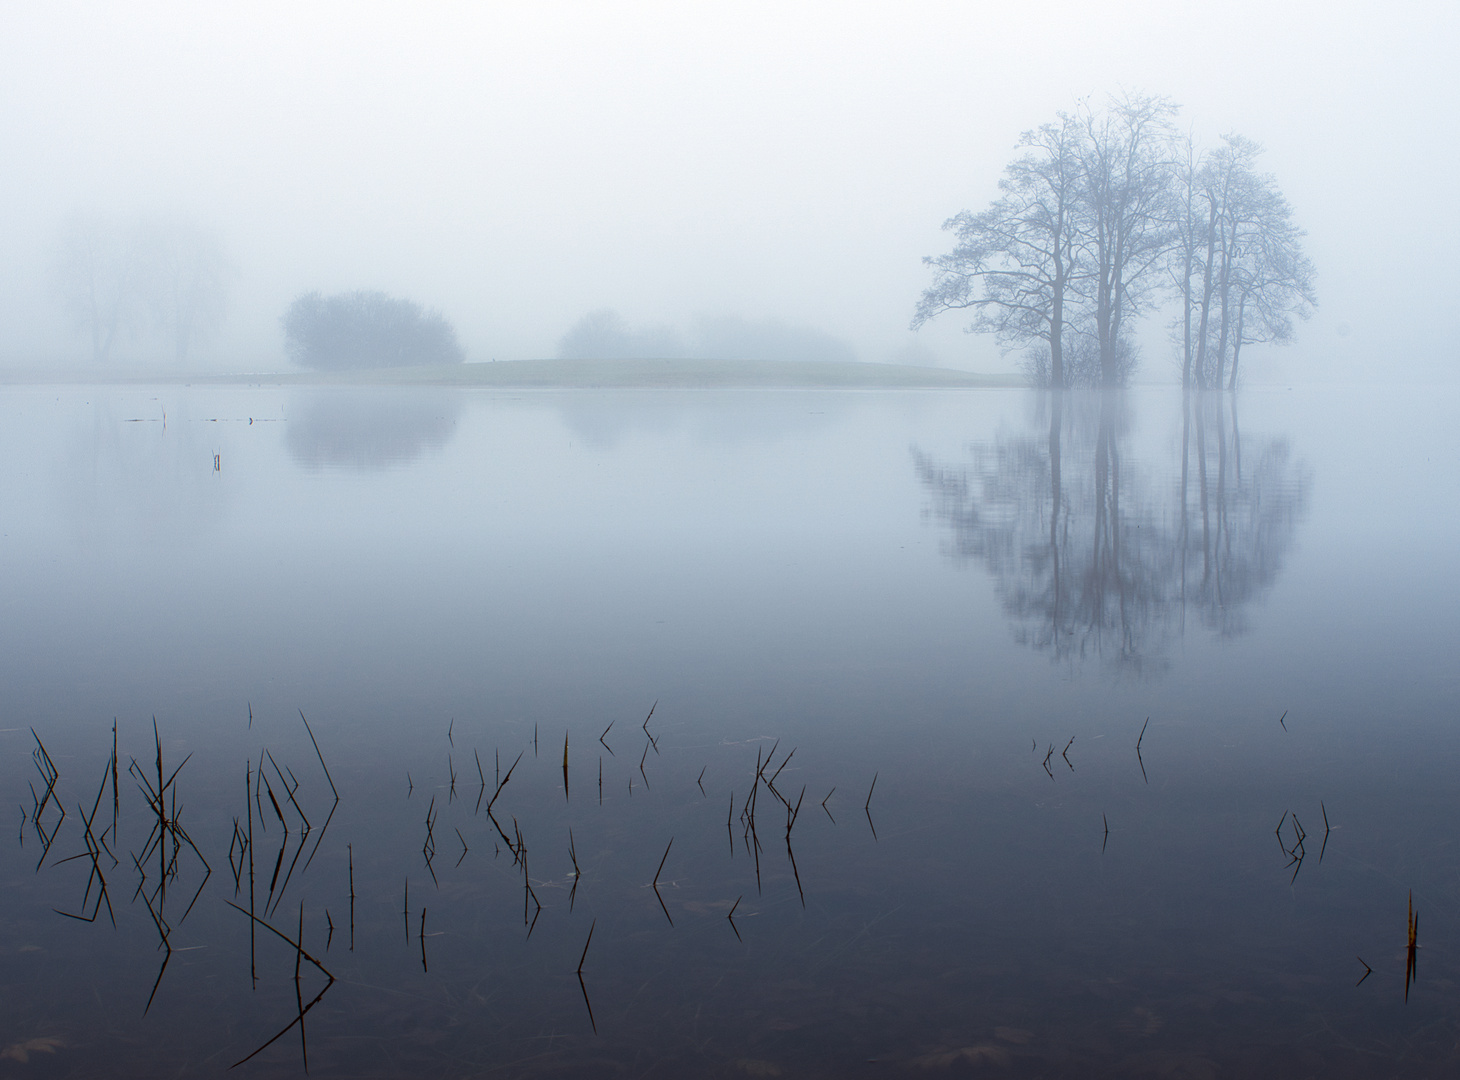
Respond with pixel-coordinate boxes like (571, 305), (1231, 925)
(914, 94), (1314, 388)
(282, 290), (465, 370)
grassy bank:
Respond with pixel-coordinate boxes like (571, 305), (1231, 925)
(0, 357), (1025, 390)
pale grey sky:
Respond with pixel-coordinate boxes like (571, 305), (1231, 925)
(0, 0), (1454, 381)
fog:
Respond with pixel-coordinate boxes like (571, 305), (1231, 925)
(0, 1), (1454, 383)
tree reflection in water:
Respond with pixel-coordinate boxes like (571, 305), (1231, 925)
(914, 391), (1310, 674)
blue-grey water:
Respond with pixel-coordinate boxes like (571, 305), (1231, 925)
(3, 382), (1458, 1077)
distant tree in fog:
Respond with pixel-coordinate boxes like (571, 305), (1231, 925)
(53, 215), (142, 364)
(912, 113), (1084, 386)
(1170, 135), (1316, 389)
(691, 314), (856, 364)
(282, 291), (465, 370)
(52, 213), (234, 365)
(918, 95), (1313, 388)
(1072, 95), (1178, 386)
(557, 309), (856, 363)
(556, 309), (688, 359)
(138, 218), (235, 364)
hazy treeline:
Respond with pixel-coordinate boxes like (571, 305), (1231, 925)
(914, 94), (1315, 389)
(52, 214), (234, 365)
(556, 310), (858, 365)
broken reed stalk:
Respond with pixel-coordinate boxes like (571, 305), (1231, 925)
(563, 731), (570, 802)
(698, 766), (706, 796)
(420, 908), (428, 973)
(864, 772), (877, 810)
(768, 748), (796, 791)
(822, 787), (836, 825)
(643, 700), (657, 735)
(598, 756), (602, 805)
(224, 900), (337, 1070)
(577, 918), (595, 973)
(785, 837), (805, 908)
(1320, 801), (1331, 863)
(727, 895), (743, 942)
(248, 762), (257, 986)
(653, 837), (674, 925)
(568, 828), (580, 911)
(348, 843), (355, 951)
(474, 749), (487, 813)
(296, 902), (308, 1071)
(1407, 890), (1419, 1002)
(600, 718), (615, 756)
(576, 924), (598, 1035)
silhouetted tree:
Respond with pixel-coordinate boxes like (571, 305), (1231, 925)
(919, 96), (1313, 388)
(53, 215), (148, 364)
(1172, 135), (1315, 388)
(1071, 94), (1178, 387)
(138, 218), (234, 364)
(53, 213), (234, 364)
(282, 291), (465, 370)
(913, 114), (1084, 387)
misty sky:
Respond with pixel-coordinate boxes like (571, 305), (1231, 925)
(0, 1), (1454, 382)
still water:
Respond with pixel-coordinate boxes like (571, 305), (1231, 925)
(2, 382), (1458, 1077)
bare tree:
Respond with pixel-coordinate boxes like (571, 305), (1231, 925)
(53, 212), (234, 364)
(1070, 94), (1178, 386)
(138, 218), (234, 364)
(1221, 171), (1315, 388)
(913, 114), (1084, 387)
(52, 215), (141, 364)
(1184, 136), (1315, 388)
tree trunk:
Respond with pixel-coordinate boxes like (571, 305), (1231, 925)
(1226, 295), (1246, 391)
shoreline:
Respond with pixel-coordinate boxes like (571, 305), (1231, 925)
(0, 357), (1025, 390)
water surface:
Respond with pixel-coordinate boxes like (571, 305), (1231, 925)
(3, 382), (1458, 1077)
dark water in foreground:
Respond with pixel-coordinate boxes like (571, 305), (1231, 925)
(2, 383), (1458, 1078)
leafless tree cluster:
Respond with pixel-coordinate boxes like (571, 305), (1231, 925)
(912, 94), (1314, 388)
(52, 214), (235, 365)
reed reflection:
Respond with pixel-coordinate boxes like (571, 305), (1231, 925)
(915, 391), (1309, 674)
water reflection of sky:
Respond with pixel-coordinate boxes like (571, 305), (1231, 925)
(3, 383), (1460, 1075)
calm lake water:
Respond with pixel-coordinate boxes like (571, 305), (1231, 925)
(3, 382), (1458, 1078)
